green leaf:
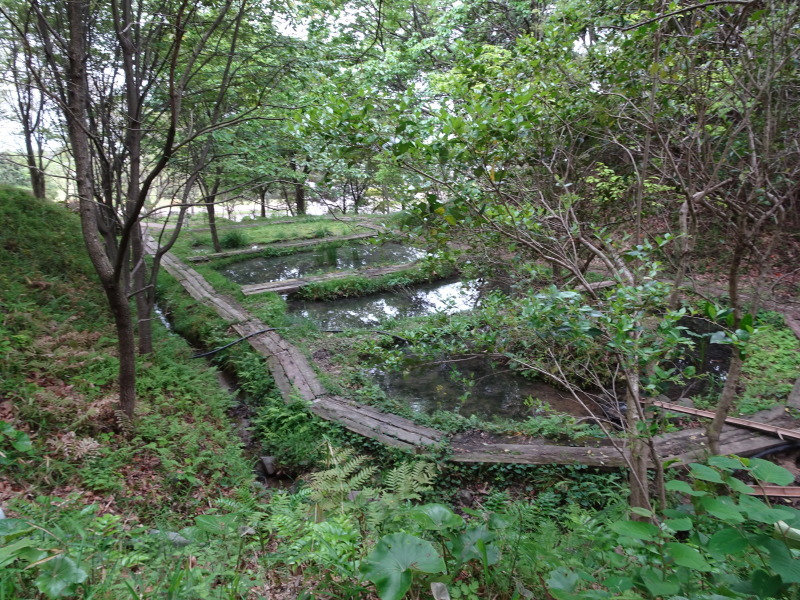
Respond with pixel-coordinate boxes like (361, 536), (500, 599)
(194, 514), (237, 536)
(763, 537), (800, 583)
(0, 518), (34, 538)
(707, 528), (749, 556)
(749, 459), (795, 485)
(751, 569), (784, 598)
(639, 566), (680, 597)
(452, 526), (499, 565)
(361, 533), (445, 600)
(707, 456), (745, 471)
(739, 495), (795, 524)
(408, 504), (464, 531)
(724, 476), (755, 495)
(610, 520), (659, 541)
(546, 567), (581, 593)
(664, 517), (693, 531)
(699, 496), (745, 523)
(34, 556), (88, 599)
(0, 538), (36, 568)
(689, 463), (724, 483)
(664, 542), (712, 571)
(665, 479), (707, 496)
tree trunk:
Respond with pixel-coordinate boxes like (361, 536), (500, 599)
(260, 186), (267, 218)
(707, 352), (743, 455)
(203, 179), (222, 252)
(60, 0), (136, 418)
(625, 378), (652, 516)
(707, 239), (746, 454)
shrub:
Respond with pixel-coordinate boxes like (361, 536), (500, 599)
(220, 230), (248, 249)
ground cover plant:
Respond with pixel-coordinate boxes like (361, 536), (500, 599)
(169, 217), (378, 260)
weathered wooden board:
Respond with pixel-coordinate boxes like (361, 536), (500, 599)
(450, 443), (629, 466)
(187, 232), (378, 262)
(241, 263), (419, 296)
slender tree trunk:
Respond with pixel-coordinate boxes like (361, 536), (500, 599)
(625, 376), (652, 516)
(260, 186), (267, 218)
(62, 0), (136, 418)
(708, 239), (747, 453)
(203, 178), (222, 252)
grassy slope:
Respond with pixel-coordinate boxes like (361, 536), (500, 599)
(0, 186), (259, 596)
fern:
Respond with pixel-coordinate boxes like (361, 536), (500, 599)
(309, 442), (378, 512)
(382, 461), (437, 502)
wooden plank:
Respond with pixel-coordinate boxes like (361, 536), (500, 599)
(450, 444), (628, 467)
(312, 397), (442, 446)
(241, 263), (418, 295)
(649, 400), (800, 442)
(746, 486), (800, 498)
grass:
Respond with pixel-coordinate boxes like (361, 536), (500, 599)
(0, 187), (266, 597)
(167, 214), (385, 259)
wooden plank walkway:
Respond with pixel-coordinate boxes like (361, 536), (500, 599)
(187, 232), (378, 262)
(146, 232), (800, 466)
(241, 263), (419, 296)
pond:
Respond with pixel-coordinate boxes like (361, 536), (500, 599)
(372, 355), (597, 421)
(288, 279), (484, 330)
(221, 242), (425, 285)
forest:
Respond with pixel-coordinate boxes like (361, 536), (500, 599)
(1, 0), (800, 597)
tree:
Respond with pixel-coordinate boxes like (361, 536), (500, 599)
(1, 0), (268, 418)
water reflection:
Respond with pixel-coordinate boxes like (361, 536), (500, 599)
(221, 243), (425, 285)
(373, 356), (595, 420)
(289, 279), (482, 330)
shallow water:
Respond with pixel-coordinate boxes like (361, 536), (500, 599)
(288, 279), (483, 329)
(221, 243), (425, 285)
(373, 356), (595, 420)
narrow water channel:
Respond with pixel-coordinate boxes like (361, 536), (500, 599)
(221, 242), (425, 285)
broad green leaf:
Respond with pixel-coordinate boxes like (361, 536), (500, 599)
(750, 569), (783, 598)
(664, 517), (693, 531)
(707, 528), (749, 555)
(665, 480), (706, 496)
(361, 533), (445, 600)
(34, 556), (87, 599)
(739, 495), (796, 524)
(610, 520), (659, 541)
(546, 567), (580, 593)
(724, 476), (755, 495)
(689, 463), (724, 483)
(639, 566), (680, 597)
(763, 538), (800, 583)
(699, 496), (744, 523)
(452, 526), (499, 565)
(707, 456), (745, 471)
(408, 504), (464, 531)
(749, 459), (795, 485)
(664, 542), (712, 571)
(0, 518), (34, 538)
(0, 538), (36, 568)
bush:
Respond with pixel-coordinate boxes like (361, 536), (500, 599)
(220, 230), (248, 249)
